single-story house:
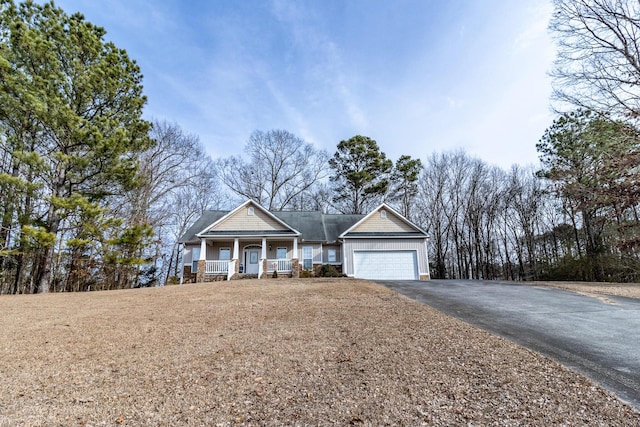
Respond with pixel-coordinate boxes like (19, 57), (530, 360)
(178, 199), (430, 282)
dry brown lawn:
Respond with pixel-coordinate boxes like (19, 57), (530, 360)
(0, 278), (638, 426)
(527, 280), (640, 300)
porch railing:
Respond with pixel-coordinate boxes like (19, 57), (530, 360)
(205, 260), (229, 274)
(267, 258), (292, 273)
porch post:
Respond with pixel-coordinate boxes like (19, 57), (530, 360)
(232, 238), (239, 277)
(292, 237), (299, 278)
(260, 237), (267, 279)
(233, 238), (239, 260)
(196, 239), (207, 283)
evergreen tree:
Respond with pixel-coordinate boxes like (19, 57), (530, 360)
(0, 1), (152, 292)
(328, 135), (392, 214)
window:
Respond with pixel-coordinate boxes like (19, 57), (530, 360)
(303, 246), (313, 270)
(248, 207), (255, 216)
(380, 210), (387, 218)
(191, 247), (200, 272)
(277, 247), (287, 259)
(327, 249), (337, 263)
(219, 248), (231, 260)
(250, 251), (258, 264)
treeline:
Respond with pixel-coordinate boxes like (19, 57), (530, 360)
(416, 149), (640, 282)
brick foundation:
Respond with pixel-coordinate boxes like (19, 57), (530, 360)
(260, 259), (267, 279)
(182, 266), (196, 284)
(196, 260), (206, 283)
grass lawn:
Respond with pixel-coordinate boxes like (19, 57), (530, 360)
(0, 278), (637, 426)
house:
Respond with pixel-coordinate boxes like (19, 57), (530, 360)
(178, 200), (430, 282)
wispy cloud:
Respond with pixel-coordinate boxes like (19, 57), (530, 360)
(49, 0), (557, 169)
(513, 2), (554, 52)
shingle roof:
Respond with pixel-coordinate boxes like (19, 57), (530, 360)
(271, 211), (365, 242)
(178, 210), (227, 243)
(178, 209), (365, 243)
(321, 214), (366, 242)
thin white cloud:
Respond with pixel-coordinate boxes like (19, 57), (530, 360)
(513, 2), (554, 52)
(45, 0), (558, 170)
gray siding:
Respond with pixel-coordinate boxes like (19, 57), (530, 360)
(322, 244), (342, 264)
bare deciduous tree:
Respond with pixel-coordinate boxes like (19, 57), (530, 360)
(217, 130), (329, 210)
(550, 0), (640, 117)
(117, 120), (222, 287)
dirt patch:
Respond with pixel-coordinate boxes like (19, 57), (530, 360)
(0, 278), (637, 425)
(527, 281), (640, 300)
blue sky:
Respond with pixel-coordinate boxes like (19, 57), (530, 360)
(50, 0), (555, 169)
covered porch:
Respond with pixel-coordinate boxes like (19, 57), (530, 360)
(195, 236), (300, 282)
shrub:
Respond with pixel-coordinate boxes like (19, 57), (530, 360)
(272, 270), (278, 278)
(318, 264), (342, 277)
(300, 270), (313, 278)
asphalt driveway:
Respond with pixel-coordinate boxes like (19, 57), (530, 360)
(377, 279), (640, 412)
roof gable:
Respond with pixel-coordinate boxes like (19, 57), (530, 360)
(340, 204), (427, 237)
(199, 200), (298, 235)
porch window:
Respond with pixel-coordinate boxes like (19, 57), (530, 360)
(302, 246), (313, 270)
(277, 247), (287, 259)
(327, 249), (337, 263)
(219, 248), (230, 260)
(192, 247), (200, 272)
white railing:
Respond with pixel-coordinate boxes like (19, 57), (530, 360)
(205, 260), (229, 274)
(227, 260), (236, 281)
(267, 259), (292, 273)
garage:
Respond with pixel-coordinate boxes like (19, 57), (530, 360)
(353, 250), (418, 280)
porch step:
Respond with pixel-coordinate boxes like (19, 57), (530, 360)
(203, 274), (227, 282)
(235, 274), (258, 280)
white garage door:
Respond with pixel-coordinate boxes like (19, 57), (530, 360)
(354, 251), (418, 280)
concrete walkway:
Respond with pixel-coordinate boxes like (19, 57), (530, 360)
(377, 279), (640, 412)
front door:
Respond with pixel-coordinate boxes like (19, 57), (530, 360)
(244, 248), (260, 274)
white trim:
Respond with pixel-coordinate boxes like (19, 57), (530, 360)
(424, 239), (431, 278)
(342, 235), (427, 239)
